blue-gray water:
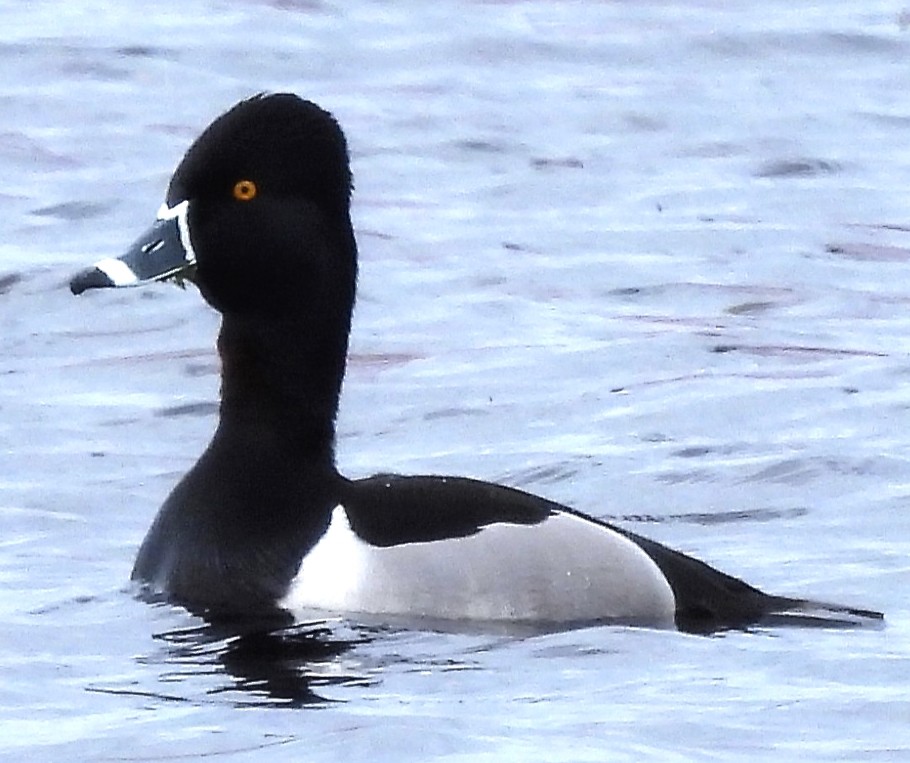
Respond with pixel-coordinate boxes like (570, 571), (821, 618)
(2, 1), (909, 760)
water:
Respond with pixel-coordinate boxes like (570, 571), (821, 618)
(2, 1), (909, 759)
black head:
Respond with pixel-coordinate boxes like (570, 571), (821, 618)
(70, 94), (358, 324)
(168, 94), (357, 318)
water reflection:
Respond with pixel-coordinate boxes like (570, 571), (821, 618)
(148, 613), (377, 707)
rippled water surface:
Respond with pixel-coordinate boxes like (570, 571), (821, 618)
(2, 1), (910, 760)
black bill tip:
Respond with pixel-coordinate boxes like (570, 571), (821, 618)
(70, 267), (115, 296)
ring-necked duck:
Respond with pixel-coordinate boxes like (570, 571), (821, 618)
(70, 94), (882, 633)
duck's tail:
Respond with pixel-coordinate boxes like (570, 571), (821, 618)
(617, 527), (883, 634)
(755, 596), (884, 630)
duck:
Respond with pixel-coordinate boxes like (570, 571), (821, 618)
(70, 93), (882, 633)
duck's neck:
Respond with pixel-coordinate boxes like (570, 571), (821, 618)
(213, 312), (349, 470)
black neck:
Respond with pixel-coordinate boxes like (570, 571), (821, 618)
(213, 311), (349, 471)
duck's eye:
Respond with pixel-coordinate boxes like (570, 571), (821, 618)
(232, 179), (258, 201)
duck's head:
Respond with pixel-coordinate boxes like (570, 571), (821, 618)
(70, 94), (357, 320)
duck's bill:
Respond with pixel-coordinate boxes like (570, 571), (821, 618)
(70, 200), (197, 295)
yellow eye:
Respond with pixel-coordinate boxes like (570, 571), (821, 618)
(232, 179), (257, 201)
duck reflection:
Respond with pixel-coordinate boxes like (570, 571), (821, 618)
(150, 610), (377, 707)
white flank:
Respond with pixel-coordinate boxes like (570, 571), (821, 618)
(280, 506), (676, 626)
(282, 505), (367, 611)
